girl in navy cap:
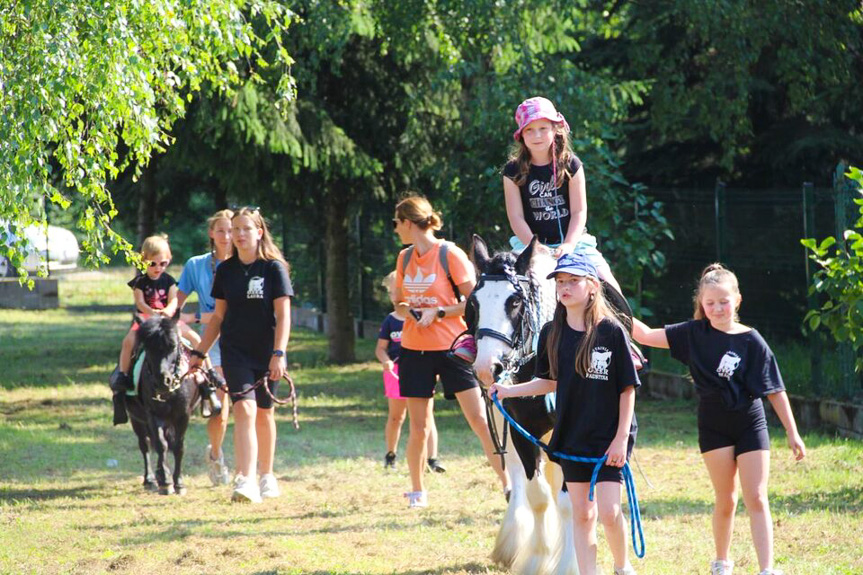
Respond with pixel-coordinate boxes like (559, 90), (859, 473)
(491, 251), (640, 575)
(632, 263), (805, 575)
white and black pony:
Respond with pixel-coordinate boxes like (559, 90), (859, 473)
(123, 315), (203, 495)
(469, 235), (636, 575)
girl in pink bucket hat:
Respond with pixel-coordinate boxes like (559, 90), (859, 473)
(503, 96), (623, 295)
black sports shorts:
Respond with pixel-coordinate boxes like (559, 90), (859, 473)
(398, 349), (478, 400)
(222, 364), (279, 409)
(698, 398), (770, 456)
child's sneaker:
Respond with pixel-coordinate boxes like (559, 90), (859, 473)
(231, 474), (262, 503)
(710, 559), (734, 575)
(427, 457), (446, 473)
(449, 334), (477, 364)
(109, 369), (134, 392)
(259, 473), (280, 499)
(613, 564), (637, 575)
(404, 490), (428, 508)
(384, 451), (396, 470)
(206, 445), (230, 486)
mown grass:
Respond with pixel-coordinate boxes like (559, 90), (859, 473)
(0, 271), (861, 574)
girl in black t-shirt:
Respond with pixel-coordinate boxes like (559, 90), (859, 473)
(632, 264), (805, 575)
(503, 96), (622, 294)
(190, 208), (293, 504)
(490, 252), (640, 575)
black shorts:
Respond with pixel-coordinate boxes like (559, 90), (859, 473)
(698, 399), (770, 457)
(398, 349), (478, 400)
(559, 436), (636, 485)
(222, 365), (279, 409)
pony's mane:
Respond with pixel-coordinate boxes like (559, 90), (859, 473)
(138, 316), (179, 353)
(485, 252), (517, 276)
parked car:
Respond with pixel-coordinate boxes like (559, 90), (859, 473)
(0, 221), (80, 277)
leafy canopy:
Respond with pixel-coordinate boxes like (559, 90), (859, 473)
(0, 0), (293, 279)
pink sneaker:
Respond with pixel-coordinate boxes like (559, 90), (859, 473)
(450, 335), (477, 364)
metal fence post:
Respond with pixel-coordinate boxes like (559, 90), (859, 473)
(802, 182), (822, 394)
(714, 179), (727, 263)
(833, 162), (856, 397)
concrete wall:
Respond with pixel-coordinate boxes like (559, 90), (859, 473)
(0, 278), (59, 310)
(643, 370), (863, 439)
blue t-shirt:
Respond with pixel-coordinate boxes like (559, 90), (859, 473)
(377, 313), (403, 363)
(178, 253), (222, 315)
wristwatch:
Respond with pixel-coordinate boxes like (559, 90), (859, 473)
(272, 349), (285, 358)
(190, 349), (208, 359)
(436, 307), (446, 319)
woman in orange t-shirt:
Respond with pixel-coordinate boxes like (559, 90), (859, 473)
(392, 195), (510, 508)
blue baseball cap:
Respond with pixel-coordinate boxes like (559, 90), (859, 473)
(547, 251), (598, 279)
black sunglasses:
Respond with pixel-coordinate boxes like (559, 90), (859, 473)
(392, 218), (401, 230)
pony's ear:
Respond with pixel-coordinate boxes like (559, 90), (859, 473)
(472, 234), (490, 273)
(514, 236), (539, 276)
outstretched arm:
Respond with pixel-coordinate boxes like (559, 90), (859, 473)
(632, 317), (670, 349)
(489, 377), (556, 399)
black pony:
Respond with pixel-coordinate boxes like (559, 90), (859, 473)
(123, 315), (201, 495)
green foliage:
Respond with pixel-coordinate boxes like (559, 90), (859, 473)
(0, 0), (293, 279)
(803, 167), (863, 369)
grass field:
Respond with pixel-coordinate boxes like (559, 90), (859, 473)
(0, 271), (861, 574)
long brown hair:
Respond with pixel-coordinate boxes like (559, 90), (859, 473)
(508, 123), (575, 188)
(693, 263), (740, 321)
(546, 276), (618, 379)
(232, 207), (290, 273)
(395, 195), (443, 231)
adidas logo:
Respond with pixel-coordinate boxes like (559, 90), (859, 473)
(403, 270), (436, 294)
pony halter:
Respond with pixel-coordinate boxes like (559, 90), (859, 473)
(474, 270), (541, 372)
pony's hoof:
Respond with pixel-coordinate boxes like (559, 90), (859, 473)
(143, 478), (159, 492)
(158, 484), (175, 496)
(174, 486), (187, 496)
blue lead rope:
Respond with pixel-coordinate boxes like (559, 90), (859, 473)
(491, 391), (645, 558)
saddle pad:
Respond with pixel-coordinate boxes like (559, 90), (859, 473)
(127, 351), (146, 397)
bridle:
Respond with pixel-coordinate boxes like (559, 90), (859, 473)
(473, 269), (542, 373)
(472, 266), (543, 472)
(148, 344), (189, 402)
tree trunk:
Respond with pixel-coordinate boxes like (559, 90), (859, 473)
(324, 186), (356, 363)
(137, 157), (159, 247)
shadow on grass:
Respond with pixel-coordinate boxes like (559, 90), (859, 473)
(0, 484), (102, 502)
(250, 564), (493, 575)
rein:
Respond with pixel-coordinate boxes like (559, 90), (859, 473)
(490, 387), (645, 559)
(215, 373), (300, 430)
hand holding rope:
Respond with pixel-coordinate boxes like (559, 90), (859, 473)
(490, 389), (645, 558)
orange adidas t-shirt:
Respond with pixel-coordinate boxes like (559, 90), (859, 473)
(395, 241), (475, 351)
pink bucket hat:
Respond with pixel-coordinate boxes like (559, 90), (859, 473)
(513, 97), (570, 141)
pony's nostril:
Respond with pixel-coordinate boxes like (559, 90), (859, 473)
(492, 363), (503, 379)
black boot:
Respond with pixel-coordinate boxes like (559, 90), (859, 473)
(198, 383), (222, 418)
(112, 391), (128, 425)
(109, 369), (134, 392)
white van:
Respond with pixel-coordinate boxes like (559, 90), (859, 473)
(0, 222), (80, 277)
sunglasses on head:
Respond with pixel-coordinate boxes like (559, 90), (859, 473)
(148, 260), (170, 268)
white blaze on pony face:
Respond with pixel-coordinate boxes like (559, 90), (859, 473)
(473, 280), (520, 386)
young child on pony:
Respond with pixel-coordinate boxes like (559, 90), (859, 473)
(109, 235), (216, 425)
(631, 264), (805, 575)
(375, 272), (446, 473)
(490, 251), (640, 575)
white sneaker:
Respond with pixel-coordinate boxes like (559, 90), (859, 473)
(231, 474), (262, 503)
(206, 444), (230, 486)
(711, 559), (734, 575)
(614, 564), (637, 575)
(259, 473), (280, 499)
(404, 490), (428, 508)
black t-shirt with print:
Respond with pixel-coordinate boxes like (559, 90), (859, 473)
(211, 257), (293, 369)
(127, 273), (177, 313)
(535, 318), (639, 457)
(665, 319), (785, 411)
(502, 156), (583, 245)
